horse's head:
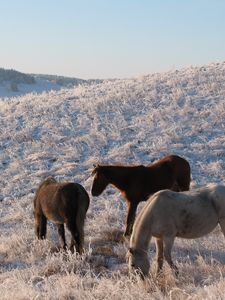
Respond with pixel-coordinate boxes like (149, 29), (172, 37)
(91, 165), (109, 196)
(127, 248), (150, 278)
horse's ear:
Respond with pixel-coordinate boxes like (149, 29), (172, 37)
(46, 176), (57, 184)
(92, 164), (99, 176)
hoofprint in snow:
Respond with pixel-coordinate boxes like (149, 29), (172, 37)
(1, 62), (225, 299)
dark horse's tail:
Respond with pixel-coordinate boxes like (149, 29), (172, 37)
(60, 183), (89, 220)
(60, 183), (90, 253)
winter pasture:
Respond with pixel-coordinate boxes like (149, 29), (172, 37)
(1, 62), (225, 299)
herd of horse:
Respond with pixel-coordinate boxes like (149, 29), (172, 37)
(33, 154), (225, 278)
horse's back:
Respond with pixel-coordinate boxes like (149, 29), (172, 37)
(148, 189), (219, 238)
(151, 189), (216, 215)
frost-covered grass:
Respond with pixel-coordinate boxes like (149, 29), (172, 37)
(1, 62), (225, 299)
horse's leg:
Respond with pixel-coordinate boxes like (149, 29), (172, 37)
(76, 221), (84, 254)
(155, 237), (164, 274)
(124, 201), (138, 237)
(69, 224), (84, 255)
(73, 216), (85, 255)
(34, 203), (46, 239)
(34, 214), (40, 238)
(69, 236), (78, 254)
(57, 224), (67, 250)
(66, 218), (83, 254)
(37, 212), (47, 239)
(163, 236), (179, 276)
(219, 218), (225, 238)
(72, 226), (84, 255)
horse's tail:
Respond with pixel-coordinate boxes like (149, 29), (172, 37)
(60, 183), (89, 233)
(60, 183), (90, 253)
(60, 183), (89, 215)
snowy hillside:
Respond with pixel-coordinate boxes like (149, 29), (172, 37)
(1, 62), (225, 299)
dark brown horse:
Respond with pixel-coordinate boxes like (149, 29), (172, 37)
(34, 176), (90, 254)
(91, 155), (191, 237)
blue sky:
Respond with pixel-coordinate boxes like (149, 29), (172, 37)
(1, 0), (225, 79)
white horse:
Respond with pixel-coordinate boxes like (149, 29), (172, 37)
(127, 185), (225, 277)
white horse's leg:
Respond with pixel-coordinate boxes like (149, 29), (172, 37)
(163, 236), (179, 276)
(155, 238), (164, 274)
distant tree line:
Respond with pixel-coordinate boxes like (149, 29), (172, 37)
(0, 68), (35, 84)
(33, 74), (86, 87)
(0, 67), (104, 92)
(0, 68), (35, 92)
(32, 74), (103, 87)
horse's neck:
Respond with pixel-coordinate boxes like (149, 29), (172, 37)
(130, 204), (152, 252)
(104, 166), (130, 190)
(131, 228), (150, 254)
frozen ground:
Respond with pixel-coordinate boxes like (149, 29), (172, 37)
(1, 62), (225, 299)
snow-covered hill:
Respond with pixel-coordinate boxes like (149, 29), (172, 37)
(1, 62), (225, 299)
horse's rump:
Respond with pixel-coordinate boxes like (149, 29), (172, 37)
(160, 155), (191, 191)
(60, 183), (90, 218)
